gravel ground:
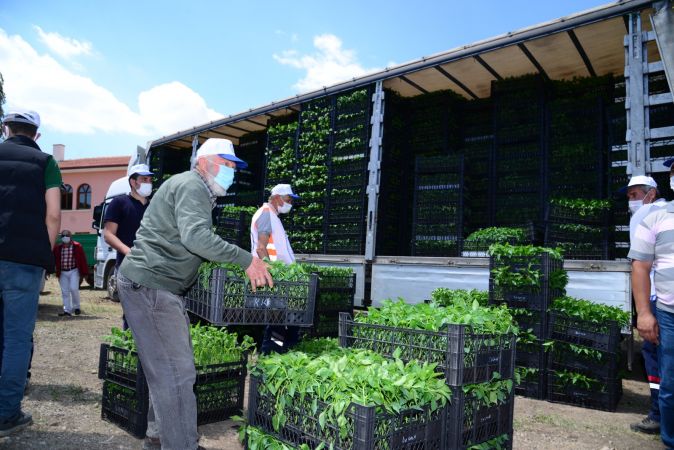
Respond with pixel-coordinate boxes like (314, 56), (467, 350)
(0, 278), (665, 449)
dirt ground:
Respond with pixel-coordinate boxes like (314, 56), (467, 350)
(0, 278), (665, 450)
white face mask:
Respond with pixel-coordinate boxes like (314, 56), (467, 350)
(61, 236), (71, 244)
(137, 183), (152, 198)
(277, 201), (292, 214)
(628, 200), (643, 215)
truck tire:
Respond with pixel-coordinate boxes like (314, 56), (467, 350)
(105, 264), (119, 302)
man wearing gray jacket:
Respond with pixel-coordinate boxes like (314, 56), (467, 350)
(118, 138), (272, 450)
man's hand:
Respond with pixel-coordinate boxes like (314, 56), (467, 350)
(245, 257), (273, 292)
(637, 311), (659, 344)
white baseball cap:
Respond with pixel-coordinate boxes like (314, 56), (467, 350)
(128, 163), (154, 177)
(620, 175), (658, 194)
(2, 109), (40, 128)
(271, 184), (300, 199)
(195, 138), (248, 169)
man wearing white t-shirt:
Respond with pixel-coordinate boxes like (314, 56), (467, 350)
(250, 184), (300, 353)
(624, 174), (666, 435)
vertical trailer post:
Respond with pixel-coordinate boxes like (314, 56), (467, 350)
(625, 12), (648, 175)
(365, 81), (385, 261)
(189, 134), (199, 170)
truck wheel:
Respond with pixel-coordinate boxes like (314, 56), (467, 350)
(105, 266), (120, 302)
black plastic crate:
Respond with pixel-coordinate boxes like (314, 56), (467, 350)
(547, 312), (621, 353)
(488, 253), (564, 311)
(461, 224), (536, 257)
(447, 388), (514, 450)
(545, 239), (610, 261)
(99, 345), (248, 435)
(102, 380), (148, 439)
(512, 310), (547, 341)
(212, 207), (252, 251)
(184, 268), (317, 327)
(316, 274), (356, 314)
(338, 313), (516, 386)
(545, 203), (609, 225)
(515, 340), (547, 369)
(547, 342), (620, 379)
(412, 236), (461, 257)
(247, 375), (448, 450)
(304, 313), (341, 338)
(547, 371), (622, 412)
(515, 369), (547, 400)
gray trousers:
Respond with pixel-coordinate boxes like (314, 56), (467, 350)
(117, 273), (198, 450)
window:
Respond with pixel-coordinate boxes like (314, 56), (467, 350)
(61, 184), (73, 210)
(77, 184), (91, 210)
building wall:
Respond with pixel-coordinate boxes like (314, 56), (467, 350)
(60, 167), (127, 234)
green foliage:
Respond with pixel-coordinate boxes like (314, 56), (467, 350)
(467, 433), (510, 450)
(358, 298), (516, 336)
(489, 244), (568, 292)
(292, 338), (340, 355)
(550, 198), (611, 218)
(465, 227), (529, 244)
(103, 324), (254, 367)
(551, 295), (630, 327)
(553, 369), (605, 391)
(240, 425), (310, 450)
(251, 348), (452, 440)
(430, 288), (489, 307)
(197, 260), (310, 288)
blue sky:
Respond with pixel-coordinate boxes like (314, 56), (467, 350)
(1, 0), (611, 160)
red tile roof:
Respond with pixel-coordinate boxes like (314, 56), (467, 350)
(58, 156), (129, 170)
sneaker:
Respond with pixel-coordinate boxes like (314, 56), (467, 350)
(0, 411), (33, 437)
(58, 311), (72, 317)
(142, 436), (161, 450)
(74, 309), (81, 316)
(630, 417), (660, 434)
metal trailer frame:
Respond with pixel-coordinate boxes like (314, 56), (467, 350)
(140, 1), (674, 370)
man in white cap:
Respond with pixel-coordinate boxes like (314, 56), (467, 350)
(0, 109), (61, 436)
(250, 183), (301, 353)
(103, 163), (154, 300)
(117, 138), (272, 450)
(624, 174), (666, 435)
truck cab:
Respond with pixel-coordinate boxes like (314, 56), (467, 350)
(92, 176), (131, 300)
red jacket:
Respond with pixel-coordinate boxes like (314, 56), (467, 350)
(53, 241), (89, 278)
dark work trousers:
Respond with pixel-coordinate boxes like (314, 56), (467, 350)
(644, 297), (661, 422)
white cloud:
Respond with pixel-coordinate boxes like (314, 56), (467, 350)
(34, 25), (93, 60)
(274, 34), (380, 93)
(138, 82), (223, 136)
(0, 28), (222, 141)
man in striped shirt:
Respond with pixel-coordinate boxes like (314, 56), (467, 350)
(629, 180), (674, 448)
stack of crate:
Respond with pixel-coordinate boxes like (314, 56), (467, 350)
(546, 312), (622, 411)
(326, 88), (371, 255)
(488, 247), (566, 399)
(492, 76), (546, 227)
(411, 154), (464, 256)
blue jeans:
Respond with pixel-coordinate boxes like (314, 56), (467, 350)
(0, 261), (42, 420)
(643, 299), (661, 422)
(656, 306), (674, 449)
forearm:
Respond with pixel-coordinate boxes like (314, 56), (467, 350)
(46, 214), (60, 249)
(632, 263), (653, 316)
(104, 230), (130, 255)
(256, 246), (270, 260)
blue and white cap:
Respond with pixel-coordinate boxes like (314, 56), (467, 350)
(196, 138), (248, 169)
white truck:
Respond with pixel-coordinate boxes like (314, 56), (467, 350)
(92, 176), (131, 300)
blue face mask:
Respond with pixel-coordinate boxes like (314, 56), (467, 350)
(213, 164), (235, 191)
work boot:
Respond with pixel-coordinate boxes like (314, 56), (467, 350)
(630, 417), (660, 434)
(0, 411), (33, 437)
